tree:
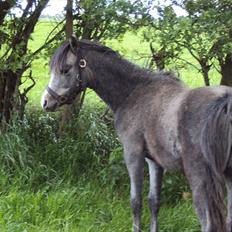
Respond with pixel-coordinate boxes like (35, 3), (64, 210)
(59, 0), (80, 136)
(0, 0), (50, 126)
(173, 0), (232, 86)
(144, 4), (215, 85)
(143, 6), (181, 70)
(176, 14), (214, 86)
(73, 0), (151, 41)
(144, 1), (232, 86)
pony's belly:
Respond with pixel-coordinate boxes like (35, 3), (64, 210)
(149, 91), (187, 170)
(146, 140), (183, 171)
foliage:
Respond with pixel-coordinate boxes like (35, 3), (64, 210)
(0, 0), (52, 125)
(143, 6), (182, 70)
(178, 0), (232, 86)
(73, 0), (152, 40)
(42, 0), (153, 68)
(0, 105), (119, 188)
(143, 0), (232, 85)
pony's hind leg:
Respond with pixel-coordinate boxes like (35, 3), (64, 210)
(225, 168), (232, 232)
(146, 158), (163, 232)
(123, 141), (145, 232)
(184, 161), (226, 232)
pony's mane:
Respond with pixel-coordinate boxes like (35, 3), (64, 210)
(50, 39), (118, 72)
(78, 39), (117, 54)
(50, 39), (180, 84)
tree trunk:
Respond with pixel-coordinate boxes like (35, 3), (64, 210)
(0, 70), (18, 126)
(0, 0), (49, 128)
(202, 66), (210, 86)
(59, 0), (87, 136)
(65, 0), (73, 37)
(199, 59), (210, 86)
(220, 54), (232, 86)
(149, 43), (165, 70)
(0, 72), (6, 122)
(3, 71), (18, 123)
(0, 0), (15, 26)
(59, 0), (77, 136)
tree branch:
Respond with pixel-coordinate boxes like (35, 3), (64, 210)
(21, 70), (36, 97)
(0, 0), (15, 26)
(44, 19), (65, 44)
(27, 28), (64, 65)
(176, 56), (201, 72)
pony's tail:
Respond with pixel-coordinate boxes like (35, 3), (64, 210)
(201, 93), (232, 177)
(200, 93), (232, 231)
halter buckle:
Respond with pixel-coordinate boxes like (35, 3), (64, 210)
(79, 59), (87, 68)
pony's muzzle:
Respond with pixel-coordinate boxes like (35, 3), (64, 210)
(41, 90), (58, 112)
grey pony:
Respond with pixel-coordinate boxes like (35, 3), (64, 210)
(41, 36), (232, 232)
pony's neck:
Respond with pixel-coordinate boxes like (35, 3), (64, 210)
(85, 50), (145, 112)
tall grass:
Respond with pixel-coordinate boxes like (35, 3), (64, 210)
(0, 104), (199, 231)
(0, 183), (199, 232)
(0, 106), (119, 188)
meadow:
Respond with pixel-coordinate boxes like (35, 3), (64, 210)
(0, 20), (222, 231)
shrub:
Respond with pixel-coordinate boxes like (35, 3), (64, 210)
(0, 104), (190, 203)
(0, 105), (121, 190)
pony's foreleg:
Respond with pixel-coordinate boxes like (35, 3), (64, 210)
(124, 148), (145, 232)
(225, 169), (232, 232)
(146, 158), (163, 232)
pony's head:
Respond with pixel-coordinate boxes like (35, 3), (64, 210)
(41, 35), (87, 111)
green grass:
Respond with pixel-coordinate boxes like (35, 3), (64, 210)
(0, 105), (199, 231)
(0, 179), (200, 232)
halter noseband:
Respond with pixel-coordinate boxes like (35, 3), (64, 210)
(46, 58), (87, 105)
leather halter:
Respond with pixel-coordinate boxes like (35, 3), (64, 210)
(46, 58), (87, 106)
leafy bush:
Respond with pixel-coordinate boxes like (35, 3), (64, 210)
(0, 104), (189, 204)
(0, 105), (121, 190)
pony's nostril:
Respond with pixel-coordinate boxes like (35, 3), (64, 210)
(42, 100), (57, 112)
(43, 100), (47, 108)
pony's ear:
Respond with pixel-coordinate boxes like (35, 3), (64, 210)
(69, 34), (78, 54)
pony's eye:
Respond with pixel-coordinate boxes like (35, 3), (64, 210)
(61, 68), (70, 75)
(61, 65), (71, 75)
(63, 69), (69, 74)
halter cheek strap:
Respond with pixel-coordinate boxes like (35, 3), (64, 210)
(46, 59), (87, 105)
